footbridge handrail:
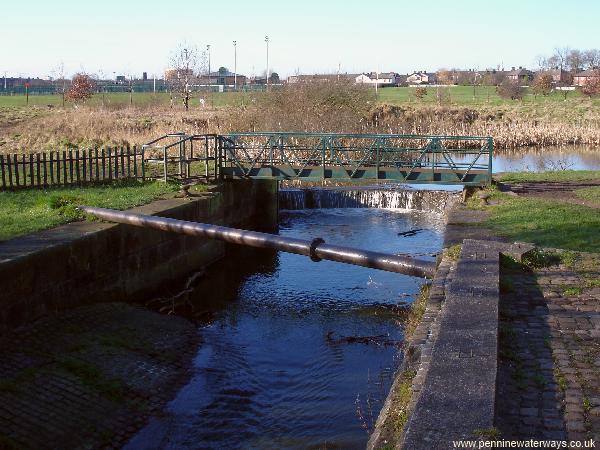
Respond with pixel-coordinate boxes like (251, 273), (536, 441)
(220, 132), (493, 185)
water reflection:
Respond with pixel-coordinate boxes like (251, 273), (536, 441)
(454, 145), (600, 173)
(126, 208), (445, 450)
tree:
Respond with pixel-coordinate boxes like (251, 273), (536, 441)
(66, 73), (95, 103)
(531, 72), (554, 97)
(566, 49), (584, 73)
(414, 86), (428, 99)
(269, 72), (280, 83)
(436, 68), (454, 85)
(535, 55), (548, 70)
(167, 43), (206, 111)
(497, 79), (524, 100)
(548, 47), (571, 70)
(218, 66), (229, 75)
(583, 49), (600, 70)
(580, 77), (600, 97)
(52, 61), (67, 107)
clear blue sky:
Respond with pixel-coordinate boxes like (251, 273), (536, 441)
(2, 0), (599, 79)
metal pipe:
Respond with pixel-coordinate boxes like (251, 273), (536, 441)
(79, 206), (436, 279)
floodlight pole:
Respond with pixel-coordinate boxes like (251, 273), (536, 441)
(265, 36), (269, 90)
(207, 44), (211, 87)
(233, 40), (237, 89)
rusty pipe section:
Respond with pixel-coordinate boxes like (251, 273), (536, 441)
(79, 206), (436, 278)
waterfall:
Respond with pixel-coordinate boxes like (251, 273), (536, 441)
(279, 187), (460, 212)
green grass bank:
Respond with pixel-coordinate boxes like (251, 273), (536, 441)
(0, 181), (188, 241)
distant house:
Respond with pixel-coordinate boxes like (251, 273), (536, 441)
(197, 71), (246, 86)
(506, 67), (534, 84)
(355, 72), (399, 86)
(287, 74), (357, 83)
(406, 71), (436, 85)
(543, 69), (573, 85)
(573, 69), (600, 87)
(164, 68), (194, 81)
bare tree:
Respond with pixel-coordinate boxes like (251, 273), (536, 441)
(497, 79), (524, 100)
(583, 49), (600, 69)
(548, 47), (571, 70)
(167, 43), (206, 110)
(535, 54), (548, 70)
(566, 49), (584, 73)
(52, 61), (67, 107)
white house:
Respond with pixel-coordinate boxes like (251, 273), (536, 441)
(406, 71), (436, 85)
(355, 72), (398, 86)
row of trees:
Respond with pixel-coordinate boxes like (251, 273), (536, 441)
(537, 48), (600, 73)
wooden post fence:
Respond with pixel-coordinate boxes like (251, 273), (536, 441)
(0, 147), (146, 190)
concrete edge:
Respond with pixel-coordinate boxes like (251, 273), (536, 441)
(398, 239), (535, 449)
(367, 254), (455, 449)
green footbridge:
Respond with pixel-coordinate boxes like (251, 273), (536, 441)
(143, 132), (493, 186)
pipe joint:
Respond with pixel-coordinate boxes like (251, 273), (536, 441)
(309, 238), (325, 262)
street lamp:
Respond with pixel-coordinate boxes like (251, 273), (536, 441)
(206, 44), (211, 86)
(233, 40), (237, 89)
(265, 36), (269, 89)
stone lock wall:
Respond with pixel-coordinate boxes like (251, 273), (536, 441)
(0, 180), (278, 334)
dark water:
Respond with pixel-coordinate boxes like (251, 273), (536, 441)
(126, 208), (444, 450)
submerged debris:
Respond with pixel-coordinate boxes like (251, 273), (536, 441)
(326, 331), (403, 347)
(397, 228), (423, 237)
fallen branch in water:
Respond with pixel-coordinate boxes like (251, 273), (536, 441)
(146, 269), (205, 315)
(397, 228), (423, 237)
(326, 331), (402, 347)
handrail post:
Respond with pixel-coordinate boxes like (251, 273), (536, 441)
(163, 146), (168, 183)
(487, 137), (493, 185)
(218, 136), (224, 180)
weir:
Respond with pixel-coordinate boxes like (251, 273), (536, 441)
(279, 185), (459, 211)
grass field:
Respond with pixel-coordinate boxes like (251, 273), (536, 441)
(3, 85), (599, 110)
(376, 85), (600, 107)
(0, 180), (184, 241)
(0, 91), (257, 109)
(470, 182), (600, 252)
(497, 170), (600, 183)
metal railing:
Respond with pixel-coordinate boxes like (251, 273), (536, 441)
(142, 133), (220, 183)
(220, 132), (493, 185)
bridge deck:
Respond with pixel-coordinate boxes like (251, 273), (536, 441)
(221, 165), (489, 185)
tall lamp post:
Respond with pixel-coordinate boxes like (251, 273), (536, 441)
(206, 44), (211, 87)
(233, 40), (237, 89)
(265, 35), (269, 89)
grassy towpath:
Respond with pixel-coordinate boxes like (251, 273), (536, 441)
(467, 171), (600, 251)
(0, 181), (204, 241)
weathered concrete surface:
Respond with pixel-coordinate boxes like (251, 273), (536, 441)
(443, 204), (504, 247)
(400, 239), (503, 449)
(0, 180), (278, 334)
(367, 254), (455, 449)
(0, 302), (198, 450)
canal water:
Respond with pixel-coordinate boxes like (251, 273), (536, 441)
(456, 145), (600, 173)
(126, 205), (446, 449)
